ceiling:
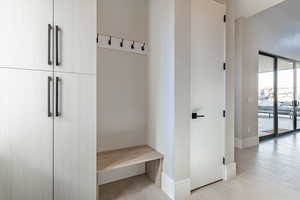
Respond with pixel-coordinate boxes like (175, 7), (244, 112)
(231, 0), (287, 18)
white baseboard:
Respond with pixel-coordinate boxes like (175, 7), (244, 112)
(162, 172), (175, 198)
(235, 136), (258, 149)
(223, 162), (236, 180)
(97, 163), (145, 185)
(162, 172), (191, 200)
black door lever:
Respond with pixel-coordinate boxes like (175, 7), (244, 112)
(192, 113), (205, 119)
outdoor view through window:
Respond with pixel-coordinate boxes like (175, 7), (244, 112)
(258, 55), (275, 137)
(258, 54), (300, 138)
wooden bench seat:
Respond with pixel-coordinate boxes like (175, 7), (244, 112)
(97, 145), (163, 186)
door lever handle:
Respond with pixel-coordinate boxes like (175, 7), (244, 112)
(192, 113), (205, 119)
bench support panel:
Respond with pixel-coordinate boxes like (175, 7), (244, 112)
(145, 159), (162, 187)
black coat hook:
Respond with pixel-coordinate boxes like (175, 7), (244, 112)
(141, 43), (145, 51)
(131, 41), (135, 49)
(120, 39), (124, 47)
(108, 36), (112, 46)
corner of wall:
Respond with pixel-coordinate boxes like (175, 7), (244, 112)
(162, 172), (191, 200)
(235, 136), (259, 149)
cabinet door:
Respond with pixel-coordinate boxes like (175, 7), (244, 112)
(54, 72), (96, 200)
(0, 69), (53, 200)
(0, 1), (53, 71)
(54, 0), (97, 74)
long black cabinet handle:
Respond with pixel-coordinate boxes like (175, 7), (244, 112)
(55, 25), (61, 66)
(56, 77), (61, 117)
(48, 76), (53, 117)
(48, 24), (53, 65)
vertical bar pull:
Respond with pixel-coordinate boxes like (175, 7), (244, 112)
(56, 77), (61, 117)
(55, 25), (61, 66)
(48, 76), (53, 117)
(48, 24), (53, 65)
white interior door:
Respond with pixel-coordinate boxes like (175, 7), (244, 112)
(54, 72), (96, 200)
(0, 68), (53, 200)
(190, 0), (225, 190)
(54, 0), (97, 74)
(0, 0), (53, 70)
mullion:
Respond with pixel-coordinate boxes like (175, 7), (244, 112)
(274, 57), (278, 137)
(293, 62), (297, 131)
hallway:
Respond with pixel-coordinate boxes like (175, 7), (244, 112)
(192, 133), (300, 199)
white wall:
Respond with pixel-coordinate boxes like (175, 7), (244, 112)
(97, 0), (148, 152)
(174, 0), (191, 183)
(232, 0), (286, 19)
(227, 0), (288, 151)
(97, 0), (149, 184)
(148, 0), (191, 198)
(224, 0), (286, 164)
(148, 0), (175, 180)
(235, 0), (300, 146)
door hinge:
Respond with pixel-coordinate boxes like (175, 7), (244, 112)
(223, 62), (226, 70)
(223, 110), (226, 118)
(96, 33), (99, 44)
(223, 15), (226, 23)
(223, 157), (226, 165)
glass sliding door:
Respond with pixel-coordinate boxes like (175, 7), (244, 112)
(277, 59), (294, 135)
(257, 52), (300, 139)
(258, 55), (275, 137)
(258, 52), (300, 140)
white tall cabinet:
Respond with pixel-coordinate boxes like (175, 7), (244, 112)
(0, 0), (53, 70)
(0, 69), (54, 200)
(54, 73), (96, 200)
(0, 0), (97, 200)
(54, 0), (97, 74)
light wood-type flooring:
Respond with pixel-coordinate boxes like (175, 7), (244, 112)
(100, 133), (300, 200)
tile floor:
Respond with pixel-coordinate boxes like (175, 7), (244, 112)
(100, 132), (300, 200)
(98, 175), (170, 200)
(192, 132), (300, 200)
